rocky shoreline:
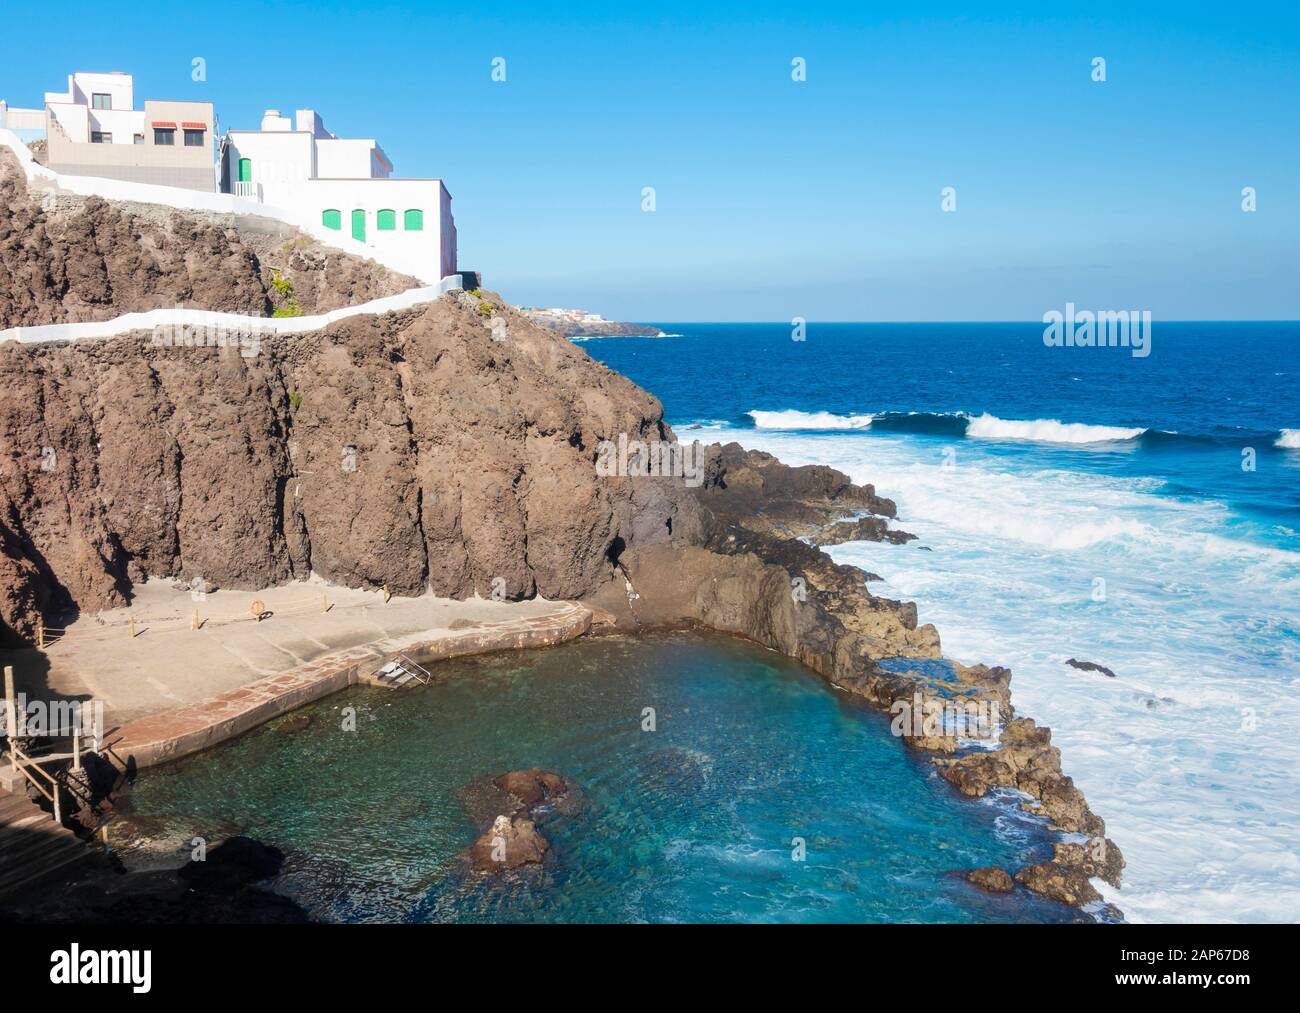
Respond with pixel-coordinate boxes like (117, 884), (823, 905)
(580, 442), (1125, 916)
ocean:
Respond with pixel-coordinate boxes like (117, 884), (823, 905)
(580, 321), (1300, 924)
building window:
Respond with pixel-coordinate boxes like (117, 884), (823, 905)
(154, 128), (175, 146)
(92, 93), (111, 110)
(184, 129), (205, 147)
(322, 209), (341, 230)
(133, 134), (144, 145)
(377, 209), (397, 231)
(403, 209), (424, 231)
(91, 131), (112, 144)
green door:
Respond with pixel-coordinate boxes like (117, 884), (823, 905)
(351, 209), (366, 242)
(238, 158), (252, 183)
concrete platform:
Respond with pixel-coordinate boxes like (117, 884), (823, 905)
(1, 577), (591, 768)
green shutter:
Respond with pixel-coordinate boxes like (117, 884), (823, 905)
(322, 209), (341, 230)
(403, 209), (424, 231)
(238, 158), (252, 182)
(377, 209), (396, 231)
(351, 209), (366, 242)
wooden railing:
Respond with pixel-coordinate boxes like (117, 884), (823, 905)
(7, 739), (62, 824)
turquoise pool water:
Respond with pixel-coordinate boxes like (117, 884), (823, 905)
(123, 632), (1083, 923)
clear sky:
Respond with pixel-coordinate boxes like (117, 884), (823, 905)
(2, 2), (1296, 321)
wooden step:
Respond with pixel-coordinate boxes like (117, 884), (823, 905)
(0, 786), (92, 898)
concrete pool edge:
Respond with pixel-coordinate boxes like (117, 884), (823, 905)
(107, 603), (593, 769)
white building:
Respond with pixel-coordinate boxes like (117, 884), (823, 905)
(1, 71), (216, 191)
(219, 109), (456, 281)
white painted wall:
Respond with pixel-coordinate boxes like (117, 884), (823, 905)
(0, 106), (46, 131)
(225, 131), (315, 188)
(0, 285), (448, 346)
(87, 107), (145, 143)
(73, 72), (134, 111)
(316, 138), (377, 179)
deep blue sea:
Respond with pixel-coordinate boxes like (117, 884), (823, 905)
(579, 321), (1300, 923)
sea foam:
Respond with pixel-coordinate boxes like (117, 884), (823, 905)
(965, 413), (1146, 444)
(704, 422), (1300, 924)
(1276, 429), (1300, 449)
(748, 409), (874, 430)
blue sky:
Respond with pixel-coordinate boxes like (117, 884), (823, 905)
(2, 2), (1296, 321)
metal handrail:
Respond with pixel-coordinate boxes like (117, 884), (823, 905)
(396, 653), (433, 685)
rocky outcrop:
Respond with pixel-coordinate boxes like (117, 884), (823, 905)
(0, 291), (700, 641)
(934, 718), (1102, 835)
(815, 515), (917, 546)
(470, 815), (549, 871)
(966, 867), (1014, 893)
(582, 446), (1123, 913)
(462, 768), (580, 873)
(1066, 658), (1117, 678)
(0, 149), (418, 328)
(1015, 861), (1103, 907)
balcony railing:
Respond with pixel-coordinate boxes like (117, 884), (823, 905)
(233, 181), (261, 201)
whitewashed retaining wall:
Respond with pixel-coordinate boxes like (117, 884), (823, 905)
(0, 283), (462, 347)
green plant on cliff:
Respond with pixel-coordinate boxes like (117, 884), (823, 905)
(478, 302), (494, 317)
(289, 391), (303, 411)
(269, 270), (303, 317)
(269, 270), (295, 297)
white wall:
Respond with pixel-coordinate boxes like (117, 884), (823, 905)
(291, 178), (450, 276)
(0, 285), (445, 346)
(72, 72), (134, 112)
(0, 106), (46, 130)
(224, 132), (315, 192)
(315, 138), (377, 179)
(86, 108), (144, 143)
(48, 102), (89, 142)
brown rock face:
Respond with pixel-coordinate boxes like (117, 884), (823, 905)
(469, 815), (549, 872)
(1014, 861), (1103, 907)
(967, 867), (1014, 893)
(494, 768), (568, 808)
(933, 718), (1108, 837)
(0, 151), (417, 329)
(462, 768), (580, 873)
(0, 293), (701, 642)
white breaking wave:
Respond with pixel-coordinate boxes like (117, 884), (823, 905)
(703, 422), (1300, 924)
(748, 409), (874, 430)
(1276, 429), (1300, 449)
(965, 413), (1145, 444)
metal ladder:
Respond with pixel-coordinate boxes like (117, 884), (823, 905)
(373, 653), (433, 688)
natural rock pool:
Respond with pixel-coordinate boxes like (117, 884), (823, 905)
(119, 632), (1085, 922)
